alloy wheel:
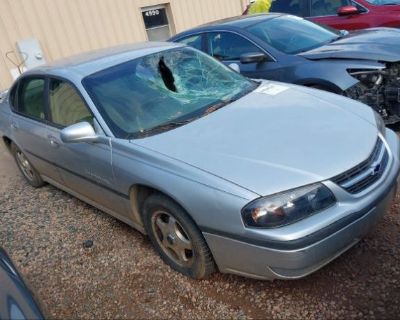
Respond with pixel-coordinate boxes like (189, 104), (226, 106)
(151, 210), (194, 267)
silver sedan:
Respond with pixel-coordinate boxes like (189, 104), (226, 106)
(0, 42), (399, 280)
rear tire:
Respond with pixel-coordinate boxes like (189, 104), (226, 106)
(11, 143), (44, 188)
(142, 193), (215, 279)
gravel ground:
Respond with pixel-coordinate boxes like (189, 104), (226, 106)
(1, 142), (399, 319)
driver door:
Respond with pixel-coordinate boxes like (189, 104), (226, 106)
(45, 78), (127, 215)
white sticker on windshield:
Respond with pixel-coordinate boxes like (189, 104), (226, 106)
(255, 83), (289, 96)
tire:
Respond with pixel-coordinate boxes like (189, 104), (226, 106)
(11, 143), (44, 188)
(142, 193), (215, 279)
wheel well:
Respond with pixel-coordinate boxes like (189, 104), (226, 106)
(129, 185), (193, 232)
(2, 136), (12, 151)
(129, 185), (160, 228)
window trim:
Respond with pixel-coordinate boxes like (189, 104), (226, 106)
(9, 81), (19, 112)
(204, 30), (277, 63)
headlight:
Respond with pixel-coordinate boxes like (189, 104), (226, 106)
(374, 110), (386, 136)
(241, 183), (336, 228)
(348, 69), (384, 87)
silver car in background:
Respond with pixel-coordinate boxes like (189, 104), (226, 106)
(0, 42), (399, 280)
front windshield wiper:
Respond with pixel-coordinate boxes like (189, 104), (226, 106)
(203, 83), (260, 116)
(130, 120), (191, 139)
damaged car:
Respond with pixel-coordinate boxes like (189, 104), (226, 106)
(0, 42), (399, 280)
(170, 13), (400, 124)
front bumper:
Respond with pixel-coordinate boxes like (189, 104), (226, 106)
(204, 130), (400, 280)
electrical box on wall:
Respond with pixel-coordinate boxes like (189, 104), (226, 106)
(16, 38), (46, 70)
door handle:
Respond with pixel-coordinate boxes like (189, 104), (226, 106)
(49, 137), (60, 148)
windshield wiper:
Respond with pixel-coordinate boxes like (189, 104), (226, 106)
(131, 120), (191, 139)
(204, 100), (231, 115)
(203, 87), (256, 116)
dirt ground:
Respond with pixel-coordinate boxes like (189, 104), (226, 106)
(0, 142), (399, 319)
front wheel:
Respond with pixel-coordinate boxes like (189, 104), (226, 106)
(11, 143), (44, 188)
(142, 193), (215, 279)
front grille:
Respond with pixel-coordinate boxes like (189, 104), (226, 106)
(331, 139), (389, 194)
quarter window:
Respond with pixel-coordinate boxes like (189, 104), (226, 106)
(49, 79), (93, 127)
(208, 32), (262, 61)
(310, 0), (350, 16)
(17, 78), (46, 120)
(176, 34), (204, 51)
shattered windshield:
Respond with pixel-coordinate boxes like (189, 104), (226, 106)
(246, 16), (339, 54)
(83, 47), (256, 139)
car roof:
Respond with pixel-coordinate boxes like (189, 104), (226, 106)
(25, 41), (183, 79)
(203, 13), (284, 29)
(169, 13), (285, 41)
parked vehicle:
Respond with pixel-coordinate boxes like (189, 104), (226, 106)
(249, 0), (400, 30)
(0, 42), (399, 280)
(170, 13), (400, 124)
(0, 248), (44, 320)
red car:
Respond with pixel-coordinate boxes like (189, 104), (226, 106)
(251, 0), (400, 30)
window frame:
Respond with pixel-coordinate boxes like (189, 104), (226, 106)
(204, 30), (276, 63)
(11, 74), (99, 132)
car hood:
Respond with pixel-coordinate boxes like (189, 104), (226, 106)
(300, 28), (400, 62)
(132, 82), (378, 196)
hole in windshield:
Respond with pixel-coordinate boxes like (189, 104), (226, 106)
(158, 57), (177, 92)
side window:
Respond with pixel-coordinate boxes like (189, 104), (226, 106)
(310, 0), (350, 16)
(176, 34), (204, 51)
(208, 32), (262, 61)
(270, 0), (303, 16)
(49, 79), (93, 127)
(17, 78), (46, 120)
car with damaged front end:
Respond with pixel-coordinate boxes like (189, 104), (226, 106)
(170, 14), (400, 125)
(0, 42), (399, 280)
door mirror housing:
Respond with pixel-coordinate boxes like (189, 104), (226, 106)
(60, 121), (107, 144)
(240, 52), (269, 64)
(337, 5), (359, 16)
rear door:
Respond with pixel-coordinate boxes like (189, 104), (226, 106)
(11, 76), (62, 182)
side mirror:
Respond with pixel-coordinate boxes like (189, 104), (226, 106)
(337, 5), (359, 16)
(240, 52), (268, 64)
(60, 121), (107, 144)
